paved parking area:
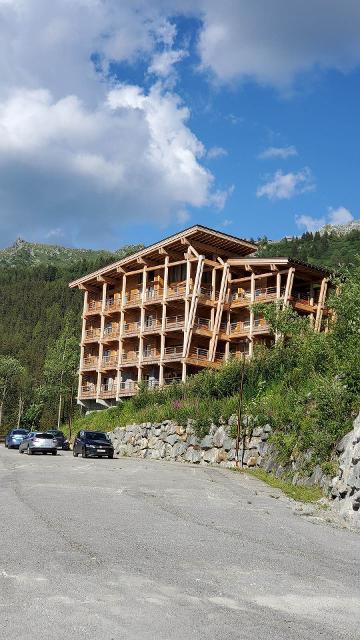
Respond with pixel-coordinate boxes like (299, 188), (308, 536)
(0, 446), (359, 639)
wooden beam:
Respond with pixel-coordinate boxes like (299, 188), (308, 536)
(282, 267), (295, 307)
(208, 263), (230, 360)
(183, 256), (205, 358)
(314, 278), (328, 332)
(97, 275), (117, 285)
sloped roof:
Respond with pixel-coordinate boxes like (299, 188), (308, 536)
(69, 224), (257, 288)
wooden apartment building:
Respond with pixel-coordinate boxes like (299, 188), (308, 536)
(69, 225), (330, 408)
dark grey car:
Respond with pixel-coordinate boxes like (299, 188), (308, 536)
(19, 432), (58, 455)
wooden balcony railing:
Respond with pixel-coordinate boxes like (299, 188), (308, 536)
(122, 351), (139, 363)
(165, 316), (185, 330)
(123, 321), (140, 335)
(87, 300), (102, 312)
(118, 381), (138, 395)
(142, 349), (159, 362)
(164, 377), (182, 385)
(99, 383), (117, 398)
(163, 345), (183, 360)
(80, 385), (97, 398)
(101, 355), (118, 368)
(82, 357), (98, 370)
(84, 328), (101, 341)
(194, 316), (211, 330)
(103, 326), (119, 340)
(143, 319), (162, 333)
(105, 297), (121, 311)
(230, 318), (269, 334)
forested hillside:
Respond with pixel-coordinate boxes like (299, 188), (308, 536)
(257, 228), (360, 269)
(0, 240), (143, 429)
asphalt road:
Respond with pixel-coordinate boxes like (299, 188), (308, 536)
(0, 447), (359, 640)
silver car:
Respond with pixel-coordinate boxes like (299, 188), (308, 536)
(19, 432), (58, 455)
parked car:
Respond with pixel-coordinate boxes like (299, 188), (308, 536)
(19, 432), (58, 455)
(73, 431), (114, 459)
(5, 429), (29, 449)
(46, 429), (70, 450)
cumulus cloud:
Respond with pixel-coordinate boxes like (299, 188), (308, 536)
(256, 168), (315, 201)
(295, 215), (325, 233)
(296, 206), (354, 232)
(197, 0), (360, 87)
(327, 206), (354, 225)
(0, 1), (225, 246)
(258, 146), (298, 160)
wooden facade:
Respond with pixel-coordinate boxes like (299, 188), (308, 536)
(69, 225), (330, 407)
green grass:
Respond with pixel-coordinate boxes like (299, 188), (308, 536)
(234, 468), (323, 503)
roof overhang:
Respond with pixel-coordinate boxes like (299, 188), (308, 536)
(69, 225), (257, 289)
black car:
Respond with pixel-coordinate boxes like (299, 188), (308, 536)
(73, 431), (114, 459)
(47, 429), (70, 450)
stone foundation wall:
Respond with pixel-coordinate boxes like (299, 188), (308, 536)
(110, 419), (272, 468)
(331, 413), (360, 528)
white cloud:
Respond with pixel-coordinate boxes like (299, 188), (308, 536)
(257, 168), (315, 201)
(221, 218), (232, 227)
(295, 206), (354, 232)
(176, 209), (191, 224)
(295, 215), (325, 233)
(258, 146), (298, 160)
(149, 49), (188, 78)
(327, 206), (354, 226)
(197, 0), (360, 87)
(207, 146), (228, 159)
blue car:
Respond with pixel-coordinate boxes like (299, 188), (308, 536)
(5, 429), (29, 449)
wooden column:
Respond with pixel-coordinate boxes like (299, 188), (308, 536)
(96, 282), (107, 398)
(77, 289), (88, 400)
(183, 255), (204, 358)
(210, 266), (216, 330)
(248, 271), (255, 357)
(314, 278), (328, 332)
(116, 272), (127, 399)
(309, 282), (315, 328)
(282, 267), (295, 307)
(208, 262), (229, 361)
(160, 256), (169, 387)
(276, 272), (281, 299)
(138, 266), (147, 383)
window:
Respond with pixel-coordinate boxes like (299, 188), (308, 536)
(169, 264), (186, 283)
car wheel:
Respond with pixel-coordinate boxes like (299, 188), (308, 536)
(81, 447), (87, 458)
(52, 450), (57, 456)
(108, 454), (114, 459)
(19, 448), (24, 454)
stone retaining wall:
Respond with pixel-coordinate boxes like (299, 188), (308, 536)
(110, 419), (272, 468)
(331, 412), (360, 528)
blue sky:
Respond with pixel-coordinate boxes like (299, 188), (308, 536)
(0, 1), (359, 249)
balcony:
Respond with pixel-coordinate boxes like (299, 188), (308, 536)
(101, 355), (118, 369)
(191, 346), (209, 360)
(99, 383), (117, 399)
(122, 351), (139, 364)
(82, 356), (98, 370)
(167, 283), (188, 299)
(165, 316), (185, 330)
(124, 290), (142, 306)
(143, 319), (162, 333)
(142, 349), (159, 363)
(164, 377), (182, 385)
(118, 381), (138, 396)
(84, 328), (101, 342)
(123, 321), (140, 336)
(144, 287), (163, 303)
(230, 286), (285, 306)
(198, 286), (219, 303)
(163, 345), (183, 360)
(230, 318), (269, 335)
(105, 297), (121, 312)
(80, 385), (97, 398)
(193, 316), (211, 332)
(103, 326), (119, 340)
(86, 300), (102, 314)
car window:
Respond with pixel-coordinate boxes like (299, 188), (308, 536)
(35, 433), (54, 440)
(85, 432), (109, 441)
(12, 429), (28, 435)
